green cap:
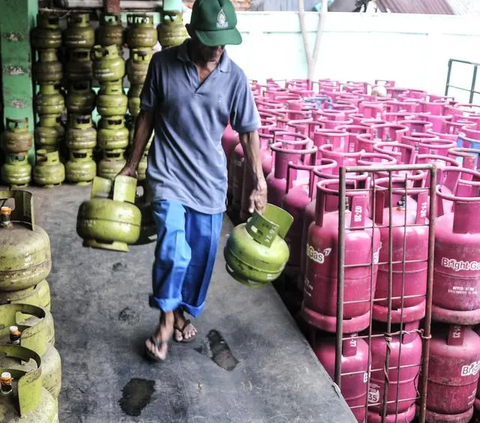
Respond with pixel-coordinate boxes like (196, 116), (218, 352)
(190, 0), (242, 47)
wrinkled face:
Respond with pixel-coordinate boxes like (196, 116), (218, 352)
(186, 24), (225, 63)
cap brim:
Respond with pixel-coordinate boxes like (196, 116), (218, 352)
(195, 27), (242, 47)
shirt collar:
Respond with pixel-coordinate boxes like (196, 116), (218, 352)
(177, 39), (231, 73)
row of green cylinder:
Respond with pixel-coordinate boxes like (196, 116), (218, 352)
(0, 191), (62, 421)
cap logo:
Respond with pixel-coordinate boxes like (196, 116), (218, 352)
(216, 9), (228, 28)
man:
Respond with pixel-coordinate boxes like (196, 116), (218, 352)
(120, 0), (267, 361)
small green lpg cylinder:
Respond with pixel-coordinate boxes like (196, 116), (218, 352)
(138, 153), (148, 180)
(0, 346), (58, 422)
(33, 50), (63, 85)
(97, 81), (128, 117)
(66, 115), (97, 151)
(0, 280), (51, 311)
(32, 12), (62, 50)
(1, 118), (33, 154)
(98, 149), (126, 180)
(157, 11), (188, 49)
(66, 49), (93, 82)
(0, 191), (51, 291)
(35, 115), (64, 151)
(1, 154), (32, 188)
(92, 44), (126, 82)
(33, 150), (65, 188)
(126, 14), (158, 49)
(96, 13), (124, 49)
(127, 84), (142, 117)
(63, 13), (95, 49)
(34, 84), (65, 116)
(127, 49), (152, 85)
(0, 304), (61, 400)
(135, 180), (156, 245)
(66, 81), (96, 114)
(65, 149), (97, 185)
(77, 175), (141, 252)
(98, 116), (129, 150)
(224, 204), (293, 288)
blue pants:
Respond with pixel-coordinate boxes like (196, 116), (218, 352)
(149, 200), (223, 318)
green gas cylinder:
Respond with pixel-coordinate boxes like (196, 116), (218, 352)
(35, 115), (64, 152)
(0, 346), (58, 422)
(224, 204), (293, 288)
(65, 149), (97, 185)
(1, 118), (33, 154)
(127, 49), (152, 85)
(0, 191), (51, 291)
(138, 153), (148, 180)
(32, 12), (62, 50)
(77, 175), (142, 252)
(63, 13), (95, 49)
(66, 49), (93, 82)
(97, 81), (128, 117)
(96, 13), (124, 49)
(98, 149), (126, 180)
(92, 44), (126, 82)
(66, 81), (96, 114)
(126, 14), (158, 48)
(1, 154), (32, 188)
(0, 305), (61, 400)
(34, 84), (65, 116)
(0, 280), (51, 311)
(157, 11), (188, 49)
(33, 50), (63, 85)
(66, 115), (97, 151)
(98, 117), (129, 150)
(127, 85), (142, 117)
(33, 150), (65, 188)
(135, 179), (156, 245)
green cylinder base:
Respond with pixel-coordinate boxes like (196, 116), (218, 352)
(83, 238), (129, 252)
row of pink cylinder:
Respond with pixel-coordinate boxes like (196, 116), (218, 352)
(222, 78), (480, 422)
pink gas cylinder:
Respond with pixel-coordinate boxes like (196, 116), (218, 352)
(372, 179), (429, 323)
(313, 108), (346, 122)
(301, 179), (381, 333)
(367, 321), (422, 423)
(416, 154), (460, 184)
(459, 126), (480, 149)
(371, 124), (409, 143)
(312, 129), (349, 152)
(287, 119), (318, 137)
(255, 98), (284, 111)
(420, 100), (447, 115)
(447, 148), (480, 170)
(346, 80), (370, 93)
(415, 139), (457, 156)
(337, 93), (365, 107)
(398, 119), (433, 135)
(373, 142), (417, 167)
(282, 159), (337, 278)
(321, 89), (342, 103)
(476, 325), (480, 421)
(433, 171), (480, 325)
(445, 120), (474, 136)
(386, 99), (420, 113)
(222, 123), (240, 166)
(356, 134), (377, 153)
(429, 94), (455, 102)
(454, 113), (480, 130)
(387, 87), (409, 99)
(335, 125), (370, 153)
(321, 117), (354, 130)
(357, 153), (397, 181)
(319, 144), (361, 172)
(314, 334), (369, 423)
(383, 112), (415, 122)
(359, 102), (385, 119)
(259, 132), (274, 177)
(359, 118), (386, 127)
(267, 138), (317, 206)
(400, 132), (440, 151)
(426, 324), (480, 423)
(404, 88), (428, 100)
(428, 129), (458, 143)
(417, 112), (452, 133)
(331, 103), (359, 116)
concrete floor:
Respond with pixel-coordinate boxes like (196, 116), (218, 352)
(19, 185), (355, 423)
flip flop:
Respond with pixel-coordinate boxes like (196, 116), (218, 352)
(173, 320), (197, 343)
(144, 336), (168, 361)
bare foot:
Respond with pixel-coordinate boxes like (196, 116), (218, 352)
(145, 311), (174, 361)
(173, 309), (197, 343)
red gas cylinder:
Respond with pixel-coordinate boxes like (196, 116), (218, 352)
(337, 93), (365, 107)
(426, 324), (480, 422)
(384, 112), (415, 122)
(266, 135), (316, 206)
(420, 100), (447, 115)
(417, 112), (452, 133)
(222, 123), (239, 166)
(416, 154), (460, 185)
(335, 125), (370, 153)
(287, 119), (322, 140)
(282, 159), (336, 279)
(298, 170), (368, 291)
(428, 129), (458, 143)
(433, 171), (480, 325)
(259, 132), (274, 177)
(371, 124), (409, 143)
(372, 179), (429, 323)
(373, 142), (417, 167)
(445, 120), (473, 135)
(367, 321), (422, 423)
(357, 152), (397, 180)
(386, 99), (420, 113)
(400, 132), (439, 151)
(398, 119), (433, 135)
(314, 334), (369, 423)
(359, 102), (385, 119)
(415, 139), (457, 156)
(313, 108), (346, 122)
(331, 103), (359, 116)
(312, 129), (349, 152)
(321, 117), (354, 130)
(319, 144), (361, 172)
(301, 179), (381, 333)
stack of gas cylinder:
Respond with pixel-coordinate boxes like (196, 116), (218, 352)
(64, 12), (98, 185)
(157, 10), (188, 50)
(223, 78), (480, 422)
(32, 12), (66, 189)
(0, 190), (61, 421)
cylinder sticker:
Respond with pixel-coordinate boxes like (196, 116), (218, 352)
(447, 286), (478, 296)
(461, 361), (480, 377)
(442, 258), (480, 271)
(304, 278), (313, 297)
(368, 384), (380, 403)
(306, 244), (332, 264)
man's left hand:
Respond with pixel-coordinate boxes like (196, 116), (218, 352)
(249, 178), (267, 214)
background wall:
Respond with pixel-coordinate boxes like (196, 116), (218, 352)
(188, 12), (480, 102)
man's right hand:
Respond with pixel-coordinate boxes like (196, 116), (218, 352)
(119, 165), (138, 179)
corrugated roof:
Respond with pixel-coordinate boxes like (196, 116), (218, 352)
(376, 0), (474, 14)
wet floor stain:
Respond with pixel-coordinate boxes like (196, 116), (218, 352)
(118, 307), (140, 325)
(195, 329), (239, 371)
(119, 378), (155, 417)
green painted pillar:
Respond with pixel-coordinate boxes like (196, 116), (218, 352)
(0, 0), (38, 163)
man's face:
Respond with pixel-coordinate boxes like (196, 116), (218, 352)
(186, 24), (225, 63)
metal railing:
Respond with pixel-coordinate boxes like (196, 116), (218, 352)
(445, 59), (480, 104)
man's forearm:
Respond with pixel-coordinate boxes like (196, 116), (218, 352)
(239, 130), (265, 185)
(125, 110), (155, 171)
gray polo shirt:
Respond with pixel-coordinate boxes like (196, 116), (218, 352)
(140, 40), (260, 214)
